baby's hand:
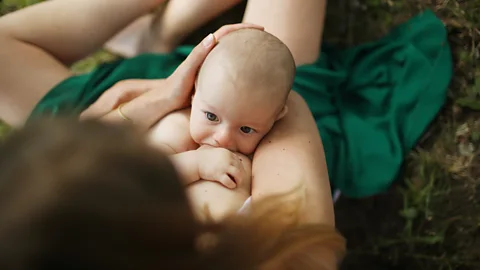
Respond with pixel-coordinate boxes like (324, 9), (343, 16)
(197, 146), (249, 189)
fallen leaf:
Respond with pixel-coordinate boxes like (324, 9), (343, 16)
(459, 142), (475, 156)
(456, 97), (480, 110)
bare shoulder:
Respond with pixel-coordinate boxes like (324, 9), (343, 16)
(257, 92), (316, 147)
(159, 108), (191, 124)
(252, 91), (335, 226)
(148, 108), (198, 154)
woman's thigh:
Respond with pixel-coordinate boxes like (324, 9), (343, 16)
(242, 0), (326, 66)
(0, 38), (71, 127)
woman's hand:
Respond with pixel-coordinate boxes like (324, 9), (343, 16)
(80, 23), (264, 130)
(79, 79), (164, 120)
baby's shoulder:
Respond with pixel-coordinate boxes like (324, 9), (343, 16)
(148, 108), (197, 153)
(160, 108), (191, 125)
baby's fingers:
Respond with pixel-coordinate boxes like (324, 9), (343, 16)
(226, 165), (245, 187)
(219, 174), (237, 189)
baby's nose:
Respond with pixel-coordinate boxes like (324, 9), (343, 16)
(213, 130), (236, 150)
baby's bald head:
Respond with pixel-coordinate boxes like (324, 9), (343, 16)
(190, 29), (296, 155)
(196, 29), (295, 107)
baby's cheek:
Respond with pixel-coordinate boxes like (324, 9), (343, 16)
(191, 122), (215, 146)
(189, 116), (204, 142)
(240, 137), (263, 156)
(189, 123), (204, 143)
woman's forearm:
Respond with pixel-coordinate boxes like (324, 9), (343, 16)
(251, 92), (335, 226)
(102, 91), (178, 131)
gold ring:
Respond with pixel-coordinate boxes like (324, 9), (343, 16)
(117, 103), (130, 121)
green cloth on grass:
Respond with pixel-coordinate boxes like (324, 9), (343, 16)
(30, 10), (452, 198)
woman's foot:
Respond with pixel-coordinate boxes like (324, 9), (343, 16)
(104, 2), (175, 57)
(104, 15), (154, 58)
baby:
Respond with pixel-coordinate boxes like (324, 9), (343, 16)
(148, 29), (295, 221)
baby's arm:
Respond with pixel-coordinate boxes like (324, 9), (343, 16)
(186, 150), (252, 222)
(171, 147), (246, 189)
(148, 110), (247, 189)
(148, 108), (204, 186)
(170, 150), (202, 185)
(148, 110), (252, 221)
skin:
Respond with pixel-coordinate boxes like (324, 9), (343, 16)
(0, 0), (333, 231)
(149, 29), (294, 156)
(186, 180), (251, 222)
(185, 145), (253, 223)
(51, 0), (338, 266)
(243, 0), (333, 228)
(183, 0), (334, 228)
(190, 71), (288, 155)
(101, 0), (334, 231)
(147, 30), (294, 218)
(0, 0), (164, 126)
(105, 0), (243, 56)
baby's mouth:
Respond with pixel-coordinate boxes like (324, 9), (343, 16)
(199, 142), (217, 148)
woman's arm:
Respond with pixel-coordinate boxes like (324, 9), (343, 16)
(0, 0), (161, 126)
(80, 24), (264, 130)
(251, 92), (335, 226)
(242, 0), (331, 226)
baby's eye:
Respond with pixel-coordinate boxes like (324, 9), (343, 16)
(205, 112), (219, 122)
(240, 126), (255, 134)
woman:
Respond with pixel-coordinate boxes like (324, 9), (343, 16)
(0, 0), (452, 221)
(0, 0), (336, 227)
(101, 0), (452, 200)
(0, 118), (345, 270)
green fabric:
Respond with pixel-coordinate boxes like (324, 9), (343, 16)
(30, 10), (452, 198)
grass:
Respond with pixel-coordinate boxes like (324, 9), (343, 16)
(1, 0), (480, 269)
(329, 1), (480, 269)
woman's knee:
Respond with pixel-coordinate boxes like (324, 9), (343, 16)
(242, 0), (326, 66)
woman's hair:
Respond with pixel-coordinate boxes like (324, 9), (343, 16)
(0, 118), (345, 270)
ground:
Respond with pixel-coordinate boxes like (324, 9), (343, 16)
(1, 0), (479, 269)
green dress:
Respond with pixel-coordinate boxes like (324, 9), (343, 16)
(30, 10), (452, 198)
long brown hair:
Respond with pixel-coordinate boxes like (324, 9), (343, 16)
(0, 118), (345, 270)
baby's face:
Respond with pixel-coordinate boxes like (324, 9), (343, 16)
(190, 68), (286, 155)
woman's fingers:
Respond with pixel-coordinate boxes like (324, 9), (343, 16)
(166, 34), (217, 102)
(213, 23), (264, 39)
(167, 23), (264, 105)
(180, 23), (264, 74)
(83, 23), (265, 122)
(79, 80), (151, 120)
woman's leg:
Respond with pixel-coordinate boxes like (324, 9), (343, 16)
(0, 0), (163, 126)
(105, 0), (243, 57)
(104, 15), (155, 58)
(242, 0), (327, 66)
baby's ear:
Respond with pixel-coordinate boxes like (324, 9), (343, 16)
(276, 105), (288, 121)
(190, 95), (194, 105)
(191, 79), (198, 104)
